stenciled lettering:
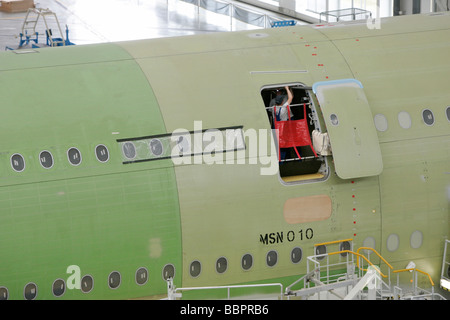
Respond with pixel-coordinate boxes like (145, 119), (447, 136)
(260, 228), (314, 245)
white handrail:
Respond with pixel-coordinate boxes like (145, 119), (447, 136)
(166, 278), (283, 300)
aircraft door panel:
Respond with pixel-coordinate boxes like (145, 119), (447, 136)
(312, 79), (383, 179)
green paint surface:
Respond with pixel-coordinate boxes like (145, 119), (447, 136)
(0, 44), (181, 299)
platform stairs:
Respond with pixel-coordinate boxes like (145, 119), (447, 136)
(285, 239), (446, 300)
(285, 239), (390, 300)
(164, 239), (447, 300)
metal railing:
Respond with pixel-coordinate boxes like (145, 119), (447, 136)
(303, 249), (392, 299)
(393, 268), (437, 299)
(165, 278), (284, 300)
(441, 239), (450, 291)
(179, 0), (294, 29)
(319, 8), (372, 23)
(356, 246), (393, 288)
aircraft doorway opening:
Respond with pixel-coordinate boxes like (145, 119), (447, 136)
(261, 84), (329, 184)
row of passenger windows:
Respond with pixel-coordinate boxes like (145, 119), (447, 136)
(6, 107), (449, 173)
(186, 231), (428, 279)
(8, 145), (109, 172)
(3, 233), (430, 299)
(7, 107), (450, 172)
(0, 244), (309, 299)
(188, 242), (355, 278)
(188, 246), (313, 278)
(191, 231), (426, 279)
(0, 265), (175, 300)
(374, 106), (450, 132)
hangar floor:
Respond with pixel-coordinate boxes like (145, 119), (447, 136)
(0, 0), (301, 50)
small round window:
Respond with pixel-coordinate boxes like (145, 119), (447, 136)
(52, 279), (65, 297)
(330, 114), (339, 126)
(410, 230), (423, 249)
(241, 253), (253, 271)
(216, 257), (228, 274)
(162, 264), (175, 281)
(291, 247), (303, 264)
(39, 151), (54, 169)
(374, 114), (388, 132)
(67, 147), (82, 166)
(446, 106), (450, 122)
(422, 109), (434, 126)
(95, 144), (109, 163)
(11, 153), (25, 172)
(266, 250), (278, 267)
(136, 267), (149, 285)
(108, 271), (121, 289)
(189, 260), (201, 278)
(0, 287), (8, 300)
(315, 245), (327, 260)
(81, 275), (94, 293)
(149, 139), (163, 157)
(24, 282), (37, 300)
(122, 142), (136, 160)
(398, 111), (412, 129)
(339, 241), (351, 257)
(387, 233), (400, 252)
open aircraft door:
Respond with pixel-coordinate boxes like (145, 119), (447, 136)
(312, 79), (383, 179)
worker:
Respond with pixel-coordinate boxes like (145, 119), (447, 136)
(274, 86), (293, 121)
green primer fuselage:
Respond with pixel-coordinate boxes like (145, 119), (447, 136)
(0, 13), (449, 299)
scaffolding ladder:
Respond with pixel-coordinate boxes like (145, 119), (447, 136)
(21, 8), (66, 47)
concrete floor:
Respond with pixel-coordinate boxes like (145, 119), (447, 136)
(0, 0), (300, 50)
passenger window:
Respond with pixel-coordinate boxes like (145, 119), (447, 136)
(67, 147), (82, 166)
(446, 106), (450, 122)
(95, 145), (109, 163)
(52, 279), (65, 297)
(11, 153), (25, 172)
(398, 111), (412, 129)
(422, 109), (434, 126)
(261, 84), (328, 183)
(39, 151), (54, 169)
